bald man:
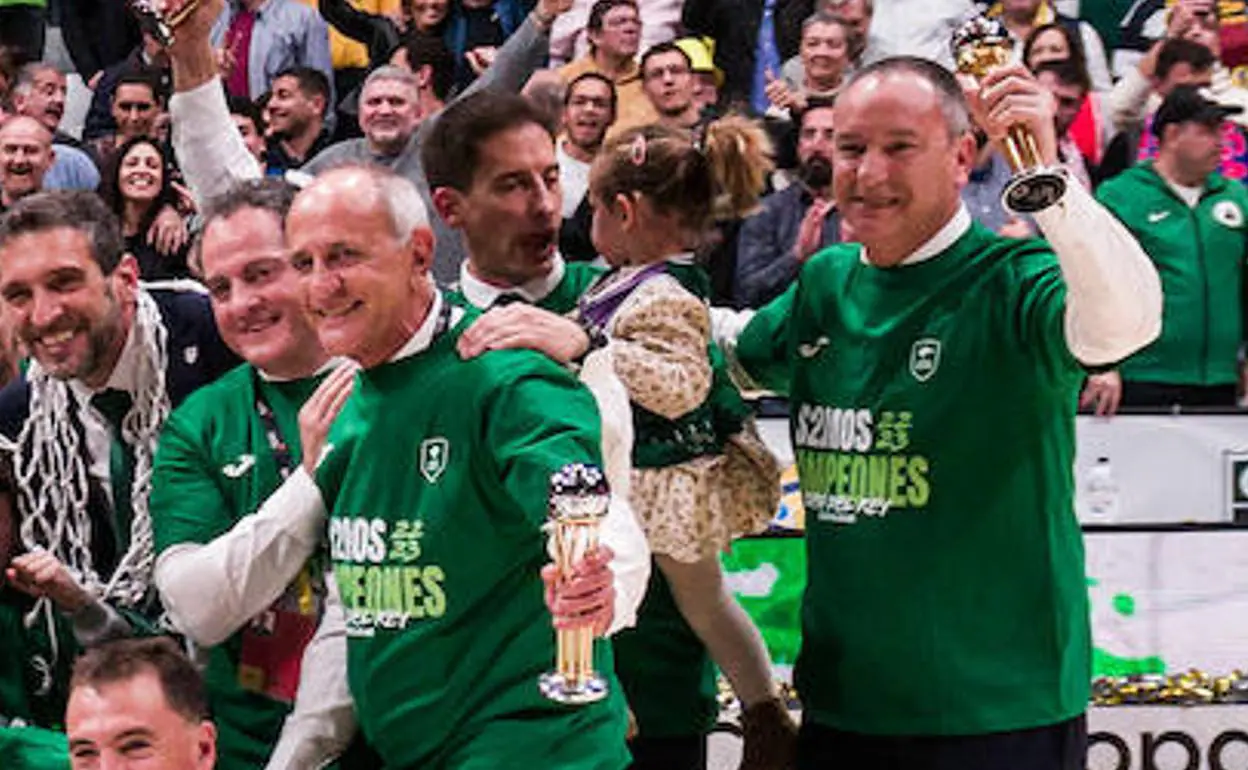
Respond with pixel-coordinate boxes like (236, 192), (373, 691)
(0, 117), (55, 211)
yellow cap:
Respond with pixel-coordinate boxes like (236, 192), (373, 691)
(674, 36), (725, 88)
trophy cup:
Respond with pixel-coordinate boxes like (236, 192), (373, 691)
(952, 16), (1067, 214)
(538, 463), (610, 705)
(127, 0), (200, 47)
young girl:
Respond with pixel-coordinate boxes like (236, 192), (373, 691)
(581, 120), (794, 769)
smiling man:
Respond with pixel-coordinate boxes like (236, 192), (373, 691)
(147, 179), (366, 770)
(0, 116), (55, 212)
(66, 637), (216, 770)
(726, 57), (1163, 770)
(0, 191), (236, 677)
(285, 163), (631, 769)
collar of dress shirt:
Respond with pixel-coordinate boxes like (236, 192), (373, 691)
(457, 254), (567, 309)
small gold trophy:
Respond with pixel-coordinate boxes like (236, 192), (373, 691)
(952, 16), (1067, 213)
(127, 0), (200, 47)
(538, 463), (609, 705)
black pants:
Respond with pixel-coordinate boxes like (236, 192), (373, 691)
(796, 715), (1087, 770)
(628, 734), (707, 770)
(0, 5), (46, 63)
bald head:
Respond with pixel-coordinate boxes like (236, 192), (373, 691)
(0, 116), (55, 204)
(287, 166), (435, 368)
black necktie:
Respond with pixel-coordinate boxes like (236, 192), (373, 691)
(491, 292), (524, 309)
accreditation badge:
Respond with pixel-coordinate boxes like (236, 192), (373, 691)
(238, 565), (324, 703)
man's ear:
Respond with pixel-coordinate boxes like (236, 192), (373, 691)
(432, 186), (464, 229)
(405, 225), (435, 284)
(111, 253), (141, 294)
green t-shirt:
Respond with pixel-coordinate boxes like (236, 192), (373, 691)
(738, 223), (1091, 736)
(0, 726), (69, 770)
(150, 365), (326, 770)
(315, 305), (630, 770)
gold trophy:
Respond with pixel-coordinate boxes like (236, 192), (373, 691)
(127, 0), (200, 47)
(538, 463), (609, 705)
(952, 16), (1067, 213)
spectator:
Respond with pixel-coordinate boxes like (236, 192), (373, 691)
(0, 0), (45, 65)
(0, 116), (53, 212)
(228, 94), (268, 168)
(557, 0), (656, 136)
(734, 97), (840, 308)
(65, 637), (216, 770)
(1033, 59), (1093, 189)
(549, 0), (681, 68)
(446, 0), (531, 92)
(765, 12), (850, 119)
(264, 67), (332, 173)
(1107, 2), (1248, 134)
(98, 137), (191, 280)
(556, 72), (615, 262)
(1023, 22), (1109, 172)
(90, 72), (163, 167)
(822, 0), (870, 66)
(83, 30), (171, 144)
(210, 0), (333, 104)
(681, 0), (813, 112)
(59, 0), (140, 92)
(674, 37), (722, 111)
(9, 63), (100, 191)
(962, 126), (1023, 234)
(640, 42), (700, 132)
(1089, 86), (1248, 413)
(1097, 38), (1247, 183)
(987, 0), (1112, 92)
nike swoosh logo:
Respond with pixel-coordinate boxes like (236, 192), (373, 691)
(1148, 211), (1170, 223)
(798, 337), (830, 359)
(222, 454), (256, 478)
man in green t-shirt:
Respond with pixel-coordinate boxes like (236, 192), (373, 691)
(422, 91), (713, 770)
(284, 163), (629, 770)
(722, 58), (1162, 769)
(147, 178), (365, 770)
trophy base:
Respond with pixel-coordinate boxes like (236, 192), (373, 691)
(539, 671), (609, 705)
(1002, 168), (1067, 215)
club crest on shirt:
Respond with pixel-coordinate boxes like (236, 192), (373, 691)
(419, 437), (450, 484)
(1214, 200), (1244, 229)
(909, 338), (941, 383)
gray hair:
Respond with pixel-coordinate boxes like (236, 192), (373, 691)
(362, 65), (420, 94)
(374, 170), (428, 239)
(802, 9), (850, 36)
(11, 62), (62, 97)
(841, 56), (970, 138)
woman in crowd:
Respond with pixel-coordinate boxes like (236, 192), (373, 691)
(1024, 22), (1109, 171)
(98, 137), (192, 281)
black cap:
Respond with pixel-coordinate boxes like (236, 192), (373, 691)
(1152, 85), (1243, 139)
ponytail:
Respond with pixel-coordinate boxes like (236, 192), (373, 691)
(701, 114), (774, 220)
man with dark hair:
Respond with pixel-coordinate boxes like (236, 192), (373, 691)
(263, 67), (331, 174)
(83, 29), (172, 144)
(735, 97), (839, 307)
(167, 0), (565, 283)
(1087, 86), (1248, 414)
(89, 72), (163, 165)
(226, 95), (267, 166)
(285, 162), (632, 770)
(557, 0), (655, 134)
(150, 178), (363, 769)
(0, 191), (236, 695)
(66, 637), (216, 770)
(639, 42), (700, 131)
(1033, 59), (1094, 189)
(715, 55), (1163, 769)
(557, 72), (615, 261)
